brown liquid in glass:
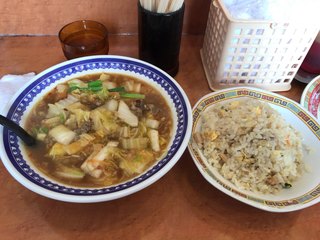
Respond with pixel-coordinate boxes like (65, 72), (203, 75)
(62, 30), (109, 59)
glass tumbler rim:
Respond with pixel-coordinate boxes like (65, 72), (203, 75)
(58, 19), (108, 47)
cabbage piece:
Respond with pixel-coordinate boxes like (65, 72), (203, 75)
(46, 104), (64, 119)
(103, 81), (117, 89)
(70, 109), (91, 127)
(90, 108), (119, 134)
(133, 83), (141, 93)
(159, 136), (168, 147)
(107, 141), (119, 147)
(81, 145), (120, 178)
(96, 88), (109, 101)
(146, 119), (159, 129)
(94, 129), (106, 138)
(64, 114), (77, 129)
(42, 116), (63, 128)
(56, 84), (67, 91)
(137, 122), (148, 137)
(49, 125), (76, 145)
(64, 134), (95, 155)
(49, 142), (67, 157)
(104, 99), (119, 112)
(56, 84), (68, 95)
(80, 145), (104, 178)
(31, 127), (48, 141)
(36, 133), (47, 141)
(55, 165), (85, 180)
(52, 84), (68, 102)
(93, 145), (119, 161)
(124, 80), (134, 92)
(124, 80), (141, 93)
(66, 102), (89, 112)
(119, 150), (154, 175)
(120, 138), (149, 150)
(46, 94), (78, 118)
(117, 100), (138, 127)
(82, 160), (103, 178)
(68, 79), (87, 88)
(148, 129), (160, 152)
(120, 126), (130, 138)
(57, 94), (79, 108)
(100, 73), (111, 81)
(129, 123), (147, 138)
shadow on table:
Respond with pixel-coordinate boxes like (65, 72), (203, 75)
(29, 169), (175, 239)
(20, 149), (303, 239)
(176, 151), (302, 236)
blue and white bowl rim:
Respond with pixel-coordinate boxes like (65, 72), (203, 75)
(0, 55), (192, 201)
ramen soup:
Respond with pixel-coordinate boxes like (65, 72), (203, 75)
(26, 73), (172, 187)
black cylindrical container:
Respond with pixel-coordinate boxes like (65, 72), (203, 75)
(138, 2), (185, 77)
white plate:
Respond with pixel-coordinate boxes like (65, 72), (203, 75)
(188, 87), (320, 212)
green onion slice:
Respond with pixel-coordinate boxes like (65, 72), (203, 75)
(108, 86), (126, 92)
(88, 80), (102, 88)
(120, 92), (145, 99)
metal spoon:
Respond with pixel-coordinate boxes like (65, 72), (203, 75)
(0, 115), (36, 146)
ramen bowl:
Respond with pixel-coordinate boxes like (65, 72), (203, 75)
(0, 55), (192, 203)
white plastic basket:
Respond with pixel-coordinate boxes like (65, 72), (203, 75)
(201, 0), (319, 91)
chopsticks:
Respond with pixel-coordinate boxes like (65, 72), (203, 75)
(140, 0), (184, 13)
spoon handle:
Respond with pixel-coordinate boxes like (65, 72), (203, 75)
(0, 115), (36, 146)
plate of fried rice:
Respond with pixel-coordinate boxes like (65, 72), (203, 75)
(188, 87), (320, 212)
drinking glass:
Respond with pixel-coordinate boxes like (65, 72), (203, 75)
(59, 20), (109, 60)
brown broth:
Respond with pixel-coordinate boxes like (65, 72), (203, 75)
(25, 73), (172, 188)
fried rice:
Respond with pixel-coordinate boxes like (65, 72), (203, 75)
(194, 98), (304, 194)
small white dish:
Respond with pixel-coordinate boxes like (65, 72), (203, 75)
(189, 87), (320, 212)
